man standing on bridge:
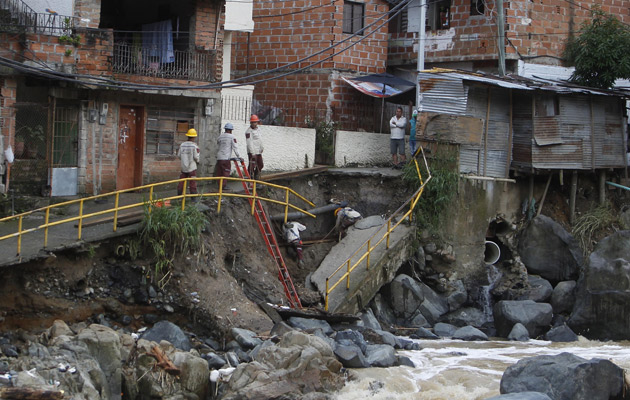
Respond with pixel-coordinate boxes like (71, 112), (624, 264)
(215, 123), (241, 190)
(245, 114), (264, 180)
(177, 128), (200, 197)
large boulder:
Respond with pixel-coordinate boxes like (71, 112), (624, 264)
(551, 281), (576, 315)
(499, 352), (629, 400)
(224, 331), (343, 399)
(140, 320), (192, 351)
(386, 274), (449, 325)
(509, 275), (553, 303)
(440, 307), (487, 328)
(568, 231), (630, 340)
(364, 344), (396, 367)
(507, 323), (530, 341)
(493, 300), (552, 338)
(452, 326), (488, 341)
(487, 393), (551, 400)
(287, 317), (334, 336)
(334, 343), (369, 368)
(77, 324), (122, 400)
(544, 325), (578, 342)
(517, 215), (583, 283)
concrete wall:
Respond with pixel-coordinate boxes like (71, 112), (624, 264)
(224, 120), (315, 172)
(335, 130), (411, 167)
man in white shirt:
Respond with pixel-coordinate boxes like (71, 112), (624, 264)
(177, 128), (200, 196)
(283, 221), (306, 266)
(245, 114), (264, 180)
(215, 123), (241, 190)
(389, 106), (407, 169)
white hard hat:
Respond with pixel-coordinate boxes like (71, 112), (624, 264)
(224, 122), (234, 130)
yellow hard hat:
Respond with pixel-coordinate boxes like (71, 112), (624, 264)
(334, 208), (342, 216)
(186, 128), (197, 137)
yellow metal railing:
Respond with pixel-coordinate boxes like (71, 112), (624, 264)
(324, 148), (431, 311)
(0, 176), (316, 256)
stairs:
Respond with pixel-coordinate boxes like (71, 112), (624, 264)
(231, 158), (302, 309)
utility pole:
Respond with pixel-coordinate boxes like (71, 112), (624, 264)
(497, 0), (506, 76)
(416, 0), (426, 111)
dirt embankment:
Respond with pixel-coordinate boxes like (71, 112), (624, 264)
(0, 171), (414, 340)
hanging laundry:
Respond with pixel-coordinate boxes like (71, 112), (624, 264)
(141, 20), (175, 64)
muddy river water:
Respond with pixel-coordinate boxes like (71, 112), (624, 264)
(334, 338), (630, 399)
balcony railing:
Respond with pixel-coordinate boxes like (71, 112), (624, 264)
(0, 0), (77, 35)
(112, 42), (216, 82)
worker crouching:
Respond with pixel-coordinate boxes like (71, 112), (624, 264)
(334, 207), (362, 240)
(283, 221), (306, 266)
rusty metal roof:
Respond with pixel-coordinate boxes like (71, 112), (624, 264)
(419, 68), (630, 97)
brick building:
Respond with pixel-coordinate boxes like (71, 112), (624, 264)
(0, 0), (231, 196)
(389, 0), (630, 75)
(230, 0), (392, 132)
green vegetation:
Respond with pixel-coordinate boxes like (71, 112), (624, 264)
(402, 146), (459, 232)
(58, 17), (81, 46)
(572, 202), (619, 255)
(306, 116), (336, 163)
(133, 202), (205, 287)
(564, 7), (630, 89)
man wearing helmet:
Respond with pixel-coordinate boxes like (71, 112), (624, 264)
(283, 221), (306, 267)
(245, 114), (264, 180)
(334, 207), (362, 240)
(177, 128), (200, 197)
(215, 123), (242, 190)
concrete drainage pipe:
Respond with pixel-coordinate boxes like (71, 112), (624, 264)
(484, 240), (501, 265)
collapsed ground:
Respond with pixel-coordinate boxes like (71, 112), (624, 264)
(0, 171), (415, 341)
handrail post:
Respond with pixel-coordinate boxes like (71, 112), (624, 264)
(386, 219), (391, 249)
(181, 180), (188, 210)
(366, 239), (371, 270)
(148, 186), (154, 214)
(251, 181), (256, 215)
(16, 215), (23, 255)
(77, 199), (84, 240)
(44, 208), (50, 248)
(113, 193), (120, 232)
(325, 278), (329, 311)
(346, 260), (350, 289)
(217, 180), (223, 213)
(284, 189), (289, 223)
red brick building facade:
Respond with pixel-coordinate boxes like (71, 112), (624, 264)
(231, 0), (391, 131)
(0, 0), (226, 195)
(389, 0), (630, 73)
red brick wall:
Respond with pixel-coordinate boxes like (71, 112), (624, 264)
(232, 0), (389, 126)
(389, 0), (630, 67)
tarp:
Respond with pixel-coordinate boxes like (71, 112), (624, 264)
(342, 76), (408, 98)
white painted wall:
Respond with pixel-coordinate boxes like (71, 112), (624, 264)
(335, 130), (409, 167)
(24, 0), (72, 16)
(225, 120), (315, 172)
(225, 0), (254, 32)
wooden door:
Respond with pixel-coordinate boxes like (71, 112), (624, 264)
(117, 106), (143, 190)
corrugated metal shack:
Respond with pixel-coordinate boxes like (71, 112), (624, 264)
(417, 69), (628, 179)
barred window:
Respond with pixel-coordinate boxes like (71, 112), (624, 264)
(343, 1), (364, 35)
(146, 107), (195, 155)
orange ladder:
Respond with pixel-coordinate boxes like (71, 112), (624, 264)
(231, 158), (302, 308)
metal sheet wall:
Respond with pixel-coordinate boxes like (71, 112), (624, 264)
(511, 92), (532, 167)
(419, 74), (469, 115)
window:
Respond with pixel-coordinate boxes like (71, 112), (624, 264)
(535, 94), (559, 117)
(343, 1), (364, 35)
(470, 0), (485, 16)
(426, 0), (451, 31)
(146, 107), (195, 155)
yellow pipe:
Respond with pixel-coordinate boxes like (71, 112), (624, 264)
(181, 180), (188, 210)
(284, 189), (289, 223)
(366, 239), (371, 270)
(325, 279), (329, 311)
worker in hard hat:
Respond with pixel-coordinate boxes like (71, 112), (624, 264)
(177, 128), (200, 197)
(245, 114), (264, 180)
(283, 221), (306, 267)
(334, 207), (362, 240)
(215, 122), (242, 190)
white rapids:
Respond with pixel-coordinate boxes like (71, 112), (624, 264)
(334, 337), (630, 400)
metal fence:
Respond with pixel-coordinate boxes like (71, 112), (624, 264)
(112, 43), (216, 81)
(0, 0), (77, 35)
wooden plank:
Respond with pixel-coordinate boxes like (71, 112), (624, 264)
(261, 165), (329, 182)
(0, 387), (64, 399)
(275, 306), (360, 323)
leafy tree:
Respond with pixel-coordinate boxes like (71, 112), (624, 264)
(564, 8), (630, 89)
